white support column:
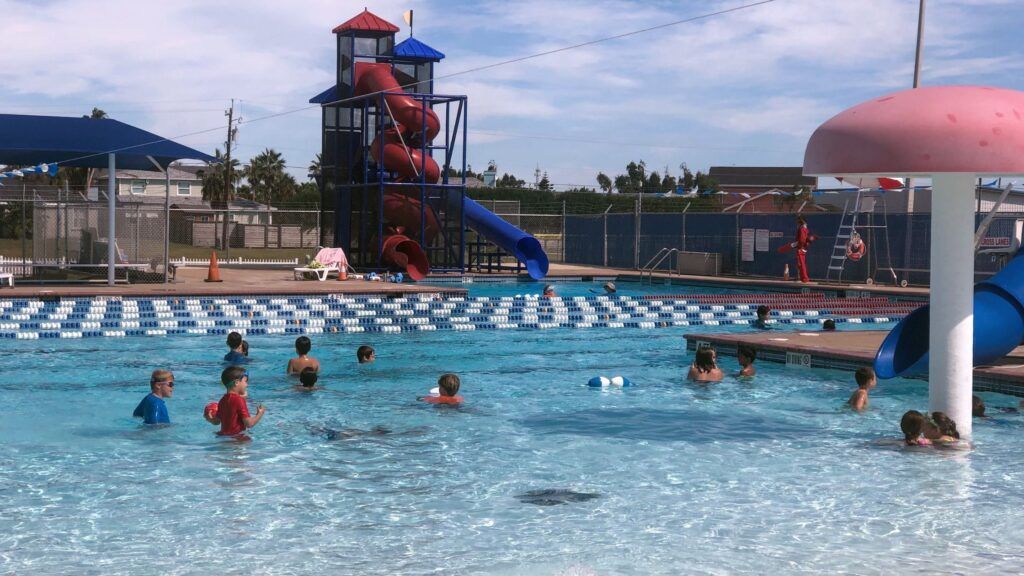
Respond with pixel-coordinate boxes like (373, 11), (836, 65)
(107, 153), (116, 286)
(929, 173), (976, 439)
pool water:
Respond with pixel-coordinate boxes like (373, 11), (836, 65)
(422, 278), (759, 298)
(2, 324), (1023, 575)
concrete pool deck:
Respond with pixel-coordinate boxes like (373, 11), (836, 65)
(683, 329), (1024, 396)
(0, 261), (929, 300)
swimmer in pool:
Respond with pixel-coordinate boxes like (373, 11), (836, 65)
(133, 369), (174, 425)
(923, 411), (960, 443)
(688, 347), (724, 383)
(900, 410), (932, 446)
(294, 367), (321, 391)
(589, 282), (617, 295)
(287, 336), (320, 374)
(423, 373), (463, 404)
(737, 345), (756, 377)
(847, 367), (876, 412)
(753, 305), (771, 330)
(542, 284), (555, 298)
(357, 345), (375, 364)
(224, 331), (247, 364)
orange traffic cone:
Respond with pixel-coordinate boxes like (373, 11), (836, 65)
(204, 251), (223, 282)
(338, 265), (348, 281)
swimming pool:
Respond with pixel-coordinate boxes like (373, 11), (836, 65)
(1, 323), (1022, 574)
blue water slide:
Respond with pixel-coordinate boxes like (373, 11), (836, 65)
(874, 255), (1024, 378)
(462, 197), (549, 279)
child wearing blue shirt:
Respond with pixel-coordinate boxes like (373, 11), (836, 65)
(133, 369), (174, 424)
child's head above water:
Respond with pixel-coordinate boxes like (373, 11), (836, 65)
(437, 373), (461, 397)
(855, 367), (876, 389)
(900, 410), (926, 444)
(823, 319), (836, 331)
(973, 395), (986, 417)
(694, 347), (716, 372)
(357, 345), (375, 363)
(295, 336), (312, 356)
(930, 411), (960, 439)
(221, 365), (248, 391)
(737, 345), (756, 367)
(299, 367), (318, 388)
(756, 305), (769, 320)
(227, 331), (243, 350)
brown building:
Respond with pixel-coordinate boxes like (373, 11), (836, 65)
(708, 166), (817, 195)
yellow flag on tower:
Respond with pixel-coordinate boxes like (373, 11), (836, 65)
(403, 10), (413, 26)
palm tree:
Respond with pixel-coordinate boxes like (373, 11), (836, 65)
(308, 153), (322, 186)
(199, 149), (241, 249)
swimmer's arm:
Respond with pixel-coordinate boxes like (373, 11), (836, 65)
(243, 405), (266, 428)
(686, 365), (698, 380)
(205, 413), (220, 425)
(285, 358), (296, 373)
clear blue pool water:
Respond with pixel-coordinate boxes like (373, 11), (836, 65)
(2, 321), (1022, 575)
(422, 278), (760, 298)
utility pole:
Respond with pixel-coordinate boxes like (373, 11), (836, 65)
(222, 99), (236, 255)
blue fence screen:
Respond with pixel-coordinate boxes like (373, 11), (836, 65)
(564, 212), (1024, 284)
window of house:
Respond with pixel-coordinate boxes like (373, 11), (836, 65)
(177, 181), (190, 196)
(131, 180), (146, 194)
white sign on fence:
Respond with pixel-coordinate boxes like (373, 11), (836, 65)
(755, 229), (769, 252)
(741, 228), (755, 262)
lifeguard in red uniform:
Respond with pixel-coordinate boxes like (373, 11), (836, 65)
(791, 215), (813, 283)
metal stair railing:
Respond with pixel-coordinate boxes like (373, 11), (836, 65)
(641, 248), (679, 284)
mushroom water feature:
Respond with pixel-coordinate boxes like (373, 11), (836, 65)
(804, 86), (1024, 440)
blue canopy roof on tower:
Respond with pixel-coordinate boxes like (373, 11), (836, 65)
(394, 37), (445, 61)
(0, 114), (216, 169)
(309, 85), (340, 105)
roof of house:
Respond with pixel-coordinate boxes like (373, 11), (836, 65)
(709, 166), (817, 188)
(0, 114), (215, 169)
(95, 165), (204, 181)
(394, 37), (445, 61)
(333, 9), (399, 35)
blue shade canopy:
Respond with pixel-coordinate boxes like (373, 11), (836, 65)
(394, 37), (445, 61)
(309, 85), (340, 105)
(0, 114), (217, 169)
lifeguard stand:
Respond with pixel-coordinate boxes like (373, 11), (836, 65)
(309, 9), (468, 274)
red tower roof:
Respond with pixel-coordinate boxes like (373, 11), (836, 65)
(333, 9), (399, 35)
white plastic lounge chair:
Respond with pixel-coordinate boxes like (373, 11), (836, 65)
(0, 272), (12, 287)
(294, 247), (348, 281)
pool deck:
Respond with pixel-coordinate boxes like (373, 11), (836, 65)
(683, 330), (1024, 396)
(545, 263), (929, 299)
(0, 262), (929, 300)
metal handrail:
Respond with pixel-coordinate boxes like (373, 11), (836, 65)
(640, 247), (679, 284)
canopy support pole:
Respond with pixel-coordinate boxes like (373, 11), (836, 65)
(929, 173), (975, 439)
(107, 153), (116, 286)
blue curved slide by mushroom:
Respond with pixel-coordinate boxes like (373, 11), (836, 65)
(463, 197), (549, 280)
(874, 255), (1024, 378)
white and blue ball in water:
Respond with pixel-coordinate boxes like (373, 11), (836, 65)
(588, 376), (631, 388)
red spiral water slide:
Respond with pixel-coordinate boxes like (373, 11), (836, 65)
(353, 62), (441, 280)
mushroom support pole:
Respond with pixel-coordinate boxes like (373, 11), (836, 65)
(929, 173), (975, 439)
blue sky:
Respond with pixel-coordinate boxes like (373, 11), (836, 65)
(2, 0), (1022, 189)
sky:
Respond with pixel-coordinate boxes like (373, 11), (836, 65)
(2, 0), (1023, 190)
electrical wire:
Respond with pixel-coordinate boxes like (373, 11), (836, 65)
(16, 0), (781, 170)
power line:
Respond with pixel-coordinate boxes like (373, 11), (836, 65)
(32, 0), (781, 169)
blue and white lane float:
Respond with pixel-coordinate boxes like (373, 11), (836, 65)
(588, 376), (632, 387)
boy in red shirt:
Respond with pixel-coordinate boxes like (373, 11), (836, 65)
(206, 366), (266, 436)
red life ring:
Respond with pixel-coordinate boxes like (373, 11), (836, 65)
(846, 238), (866, 261)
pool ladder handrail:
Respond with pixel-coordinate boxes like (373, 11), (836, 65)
(641, 248), (679, 284)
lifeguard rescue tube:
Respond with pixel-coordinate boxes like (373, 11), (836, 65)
(846, 238), (866, 261)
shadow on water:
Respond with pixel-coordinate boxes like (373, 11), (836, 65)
(516, 489), (600, 506)
(520, 408), (821, 442)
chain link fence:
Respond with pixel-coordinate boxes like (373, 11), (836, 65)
(0, 185), (322, 282)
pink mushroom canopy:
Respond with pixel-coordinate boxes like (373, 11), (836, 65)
(804, 86), (1024, 178)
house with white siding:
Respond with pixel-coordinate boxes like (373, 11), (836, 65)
(93, 165), (205, 200)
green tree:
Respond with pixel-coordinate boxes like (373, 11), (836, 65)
(694, 171), (720, 193)
(537, 171), (552, 191)
(646, 171), (662, 193)
(307, 153), (322, 185)
(497, 173), (526, 188)
(244, 148), (295, 206)
(199, 148), (241, 249)
(595, 172), (612, 194)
